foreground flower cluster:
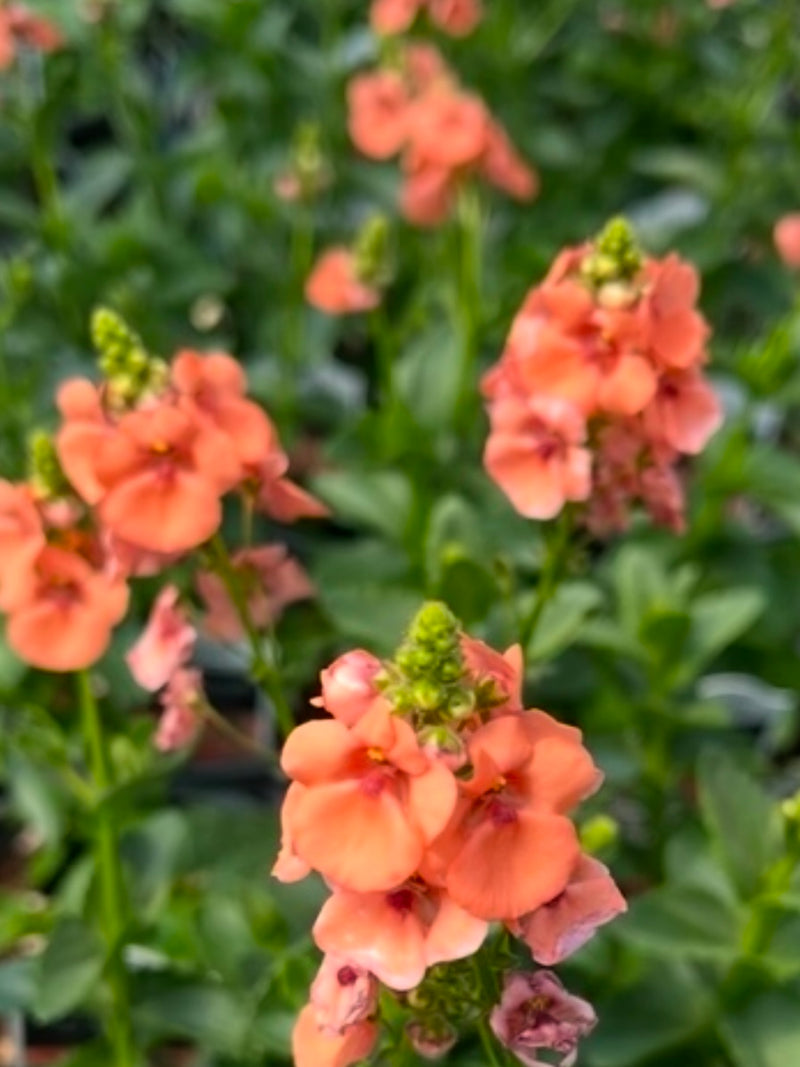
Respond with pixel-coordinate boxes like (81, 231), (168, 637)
(0, 310), (325, 677)
(275, 603), (625, 1066)
(482, 219), (723, 533)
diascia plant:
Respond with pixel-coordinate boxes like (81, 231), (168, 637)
(0, 309), (329, 1063)
(275, 602), (626, 1067)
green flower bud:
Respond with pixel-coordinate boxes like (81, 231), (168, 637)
(27, 430), (71, 500)
(353, 214), (392, 289)
(581, 216), (643, 288)
(580, 813), (619, 855)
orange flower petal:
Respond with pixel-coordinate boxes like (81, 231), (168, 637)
(99, 470), (221, 554)
(292, 779), (424, 892)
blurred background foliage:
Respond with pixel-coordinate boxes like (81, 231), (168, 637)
(0, 0), (799, 1064)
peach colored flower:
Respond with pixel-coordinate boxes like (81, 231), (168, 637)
(490, 970), (596, 1067)
(370, 0), (423, 35)
(305, 249), (381, 315)
(310, 956), (378, 1035)
(0, 481), (45, 611)
(280, 700), (457, 892)
(55, 378), (112, 506)
(402, 43), (449, 93)
(6, 546), (128, 672)
(508, 855), (627, 964)
(774, 213), (800, 269)
(347, 70), (411, 159)
(400, 155), (456, 227)
(311, 650), (385, 726)
(196, 544), (314, 642)
(481, 122), (539, 201)
(93, 402), (236, 554)
(483, 395), (592, 520)
(154, 667), (204, 752)
(426, 714), (600, 920)
(460, 635), (523, 715)
(126, 585), (195, 691)
(292, 1004), (377, 1067)
(171, 349), (276, 472)
(408, 88), (490, 170)
(0, 4), (62, 69)
(427, 0), (483, 36)
(272, 782), (313, 884)
(643, 368), (722, 455)
(313, 881), (487, 990)
(245, 447), (330, 523)
(643, 254), (709, 369)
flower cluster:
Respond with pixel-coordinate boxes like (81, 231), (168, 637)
(371, 0), (483, 38)
(0, 4), (62, 70)
(347, 43), (537, 226)
(0, 310), (326, 676)
(275, 602), (625, 1067)
(482, 218), (723, 534)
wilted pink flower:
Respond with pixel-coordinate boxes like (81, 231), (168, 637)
(508, 855), (627, 965)
(310, 956), (378, 1035)
(196, 544), (314, 642)
(154, 668), (204, 752)
(126, 585), (195, 691)
(490, 970), (597, 1067)
(774, 213), (800, 269)
(310, 649), (384, 726)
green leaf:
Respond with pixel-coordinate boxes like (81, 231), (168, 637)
(424, 495), (486, 586)
(612, 545), (671, 638)
(586, 960), (713, 1066)
(529, 582), (602, 661)
(395, 325), (461, 431)
(697, 750), (784, 900)
(682, 588), (765, 678)
(0, 958), (35, 1012)
(311, 470), (412, 542)
(134, 981), (251, 1055)
(123, 810), (189, 919)
(317, 585), (422, 655)
(719, 989), (800, 1067)
(33, 918), (105, 1023)
(6, 752), (65, 847)
(620, 884), (742, 962)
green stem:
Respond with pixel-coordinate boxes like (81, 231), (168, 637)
(285, 206), (314, 417)
(519, 510), (574, 650)
(76, 671), (136, 1067)
(371, 303), (394, 411)
(199, 703), (279, 767)
(454, 184), (483, 434)
(208, 535), (295, 740)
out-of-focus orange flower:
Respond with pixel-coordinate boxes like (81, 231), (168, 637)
(347, 71), (411, 160)
(6, 546), (128, 671)
(245, 447), (330, 523)
(484, 395), (592, 521)
(482, 221), (721, 533)
(427, 0), (483, 36)
(196, 544), (314, 642)
(305, 248), (381, 315)
(0, 481), (45, 611)
(0, 5), (62, 70)
(774, 213), (800, 269)
(370, 0), (423, 35)
(93, 403), (236, 554)
(292, 1004), (377, 1067)
(481, 122), (539, 201)
(408, 88), (490, 170)
(171, 350), (275, 472)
